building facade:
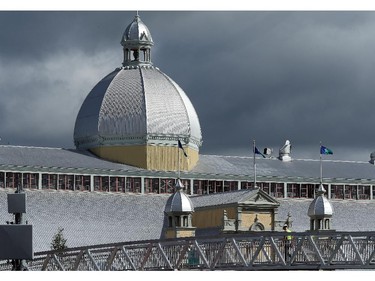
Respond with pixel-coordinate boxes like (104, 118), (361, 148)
(1, 145), (375, 201)
(1, 14), (375, 202)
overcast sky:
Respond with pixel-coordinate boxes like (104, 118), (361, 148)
(1, 10), (375, 161)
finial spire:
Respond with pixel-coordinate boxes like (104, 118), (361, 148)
(175, 178), (184, 191)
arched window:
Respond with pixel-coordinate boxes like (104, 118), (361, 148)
(325, 219), (330, 229)
(249, 222), (265, 231)
(175, 216), (180, 227)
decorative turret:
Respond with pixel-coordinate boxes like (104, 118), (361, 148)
(121, 13), (154, 68)
(164, 179), (196, 238)
(307, 184), (334, 231)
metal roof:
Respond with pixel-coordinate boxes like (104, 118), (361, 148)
(307, 185), (334, 218)
(1, 145), (375, 184)
(164, 190), (194, 213)
(74, 67), (202, 150)
(191, 189), (259, 208)
(121, 14), (153, 45)
(189, 154), (375, 183)
(1, 188), (375, 253)
(277, 198), (375, 232)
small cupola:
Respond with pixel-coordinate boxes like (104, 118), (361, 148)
(164, 179), (196, 239)
(164, 179), (194, 213)
(307, 184), (334, 231)
(121, 13), (154, 67)
(279, 140), (292, 162)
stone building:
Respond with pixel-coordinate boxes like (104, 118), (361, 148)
(163, 183), (280, 239)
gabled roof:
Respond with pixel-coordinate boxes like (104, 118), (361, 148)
(190, 188), (279, 209)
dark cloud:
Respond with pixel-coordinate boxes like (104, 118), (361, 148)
(1, 11), (375, 161)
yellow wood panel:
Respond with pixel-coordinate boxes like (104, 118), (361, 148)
(91, 145), (199, 171)
(176, 230), (196, 238)
(147, 146), (199, 171)
(193, 207), (237, 228)
(91, 146), (147, 168)
(164, 229), (195, 239)
(165, 229), (176, 239)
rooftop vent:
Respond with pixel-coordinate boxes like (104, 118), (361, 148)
(279, 140), (292, 162)
(370, 152), (375, 164)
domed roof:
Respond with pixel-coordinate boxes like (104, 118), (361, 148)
(121, 14), (153, 45)
(74, 14), (202, 152)
(73, 66), (202, 150)
(164, 179), (194, 213)
(308, 185), (334, 218)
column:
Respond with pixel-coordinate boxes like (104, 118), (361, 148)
(38, 173), (42, 190)
(190, 179), (194, 195)
(141, 176), (145, 194)
(327, 183), (331, 199)
(90, 175), (94, 192)
(356, 184), (359, 200)
(370, 185), (373, 200)
(283, 182), (287, 199)
(237, 207), (242, 231)
(4, 171), (6, 189)
(237, 180), (241, 191)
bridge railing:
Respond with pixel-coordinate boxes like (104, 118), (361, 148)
(3, 231), (375, 270)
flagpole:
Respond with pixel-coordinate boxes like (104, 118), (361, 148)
(253, 140), (257, 188)
(178, 140), (180, 180)
(320, 141), (323, 185)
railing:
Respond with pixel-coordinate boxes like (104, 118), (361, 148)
(2, 231), (375, 271)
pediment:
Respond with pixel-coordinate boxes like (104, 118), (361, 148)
(239, 189), (279, 206)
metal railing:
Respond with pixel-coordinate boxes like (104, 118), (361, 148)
(2, 231), (375, 271)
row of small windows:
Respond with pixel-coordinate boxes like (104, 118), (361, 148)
(0, 171), (373, 200)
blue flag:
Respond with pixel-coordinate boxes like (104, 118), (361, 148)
(320, 145), (333, 155)
(178, 140), (188, 157)
(254, 146), (266, 158)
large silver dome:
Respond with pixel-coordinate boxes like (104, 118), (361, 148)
(74, 66), (202, 150)
(74, 14), (202, 153)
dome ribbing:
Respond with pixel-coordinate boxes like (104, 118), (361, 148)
(73, 14), (202, 171)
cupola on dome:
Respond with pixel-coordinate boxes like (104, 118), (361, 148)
(74, 14), (202, 171)
(121, 14), (153, 43)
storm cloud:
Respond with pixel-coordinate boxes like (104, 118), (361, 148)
(1, 11), (375, 161)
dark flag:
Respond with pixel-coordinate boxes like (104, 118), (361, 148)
(178, 140), (188, 157)
(254, 146), (266, 158)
